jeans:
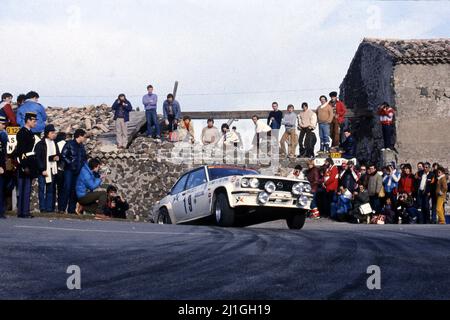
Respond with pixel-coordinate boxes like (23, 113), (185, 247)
(145, 109), (160, 137)
(38, 175), (55, 212)
(318, 123), (330, 151)
(417, 190), (430, 224)
(17, 175), (32, 217)
(60, 170), (78, 213)
(382, 124), (394, 149)
(369, 196), (381, 214)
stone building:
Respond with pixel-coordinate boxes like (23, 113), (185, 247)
(339, 38), (450, 168)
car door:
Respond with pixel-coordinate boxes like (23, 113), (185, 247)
(170, 173), (190, 222)
(183, 167), (209, 219)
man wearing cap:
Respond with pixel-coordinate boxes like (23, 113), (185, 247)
(0, 116), (8, 218)
(35, 124), (60, 213)
(329, 91), (347, 147)
(16, 112), (39, 218)
(17, 91), (47, 135)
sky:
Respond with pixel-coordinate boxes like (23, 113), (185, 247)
(0, 0), (449, 111)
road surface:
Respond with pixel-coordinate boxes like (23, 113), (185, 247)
(0, 217), (449, 299)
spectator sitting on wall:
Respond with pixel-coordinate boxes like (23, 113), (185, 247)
(17, 91), (47, 135)
(104, 185), (129, 219)
(177, 116), (195, 144)
(201, 118), (220, 145)
(0, 93), (18, 126)
(232, 126), (243, 149)
(340, 129), (356, 159)
(378, 102), (396, 151)
(218, 123), (240, 147)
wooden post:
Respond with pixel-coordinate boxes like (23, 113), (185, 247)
(173, 81), (179, 99)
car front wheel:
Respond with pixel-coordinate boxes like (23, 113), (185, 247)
(213, 192), (235, 227)
(286, 211), (306, 230)
(157, 207), (172, 225)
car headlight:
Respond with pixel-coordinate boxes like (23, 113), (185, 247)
(264, 181), (276, 193)
(302, 184), (312, 193)
(298, 195), (309, 207)
(249, 178), (260, 189)
(258, 192), (270, 204)
(241, 178), (250, 188)
(292, 182), (304, 196)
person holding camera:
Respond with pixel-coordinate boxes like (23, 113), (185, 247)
(104, 185), (129, 219)
(112, 94), (133, 149)
(75, 159), (107, 217)
(162, 94), (181, 142)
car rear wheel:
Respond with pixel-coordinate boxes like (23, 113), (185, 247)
(213, 192), (235, 227)
(286, 211), (306, 230)
(157, 207), (172, 225)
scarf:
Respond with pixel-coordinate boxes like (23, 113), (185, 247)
(45, 139), (58, 183)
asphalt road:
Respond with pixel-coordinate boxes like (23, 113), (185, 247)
(0, 217), (449, 300)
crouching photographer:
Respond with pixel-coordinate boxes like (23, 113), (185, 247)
(75, 158), (108, 218)
(397, 192), (420, 224)
(104, 185), (129, 219)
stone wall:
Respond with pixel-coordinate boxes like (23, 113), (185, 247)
(393, 63), (450, 168)
(339, 43), (396, 166)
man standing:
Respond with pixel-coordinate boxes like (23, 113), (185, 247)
(297, 102), (317, 158)
(267, 102), (282, 139)
(339, 160), (359, 193)
(416, 162), (435, 224)
(316, 95), (333, 153)
(35, 125), (60, 213)
(142, 85), (160, 140)
(378, 102), (395, 151)
(323, 157), (339, 217)
(367, 164), (383, 214)
(201, 119), (220, 145)
(163, 94), (181, 142)
(17, 91), (47, 135)
(252, 115), (272, 153)
(0, 116), (8, 218)
(329, 91), (347, 146)
(16, 112), (39, 218)
(112, 94), (133, 149)
(0, 93), (18, 126)
(279, 105), (298, 159)
(435, 167), (448, 225)
(60, 129), (87, 214)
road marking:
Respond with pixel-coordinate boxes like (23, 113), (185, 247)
(15, 225), (211, 236)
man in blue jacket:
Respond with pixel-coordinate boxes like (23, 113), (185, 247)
(142, 85), (160, 140)
(76, 158), (106, 215)
(17, 91), (47, 135)
(111, 94), (133, 149)
(60, 129), (87, 214)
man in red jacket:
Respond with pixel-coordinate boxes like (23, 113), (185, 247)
(329, 91), (347, 146)
(378, 102), (395, 150)
(322, 157), (339, 217)
(0, 93), (18, 127)
(398, 163), (415, 196)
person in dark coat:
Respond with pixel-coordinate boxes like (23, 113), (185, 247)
(111, 94), (133, 149)
(60, 129), (87, 213)
(341, 129), (356, 159)
(0, 116), (8, 218)
(16, 112), (39, 218)
(35, 125), (60, 213)
(104, 185), (129, 219)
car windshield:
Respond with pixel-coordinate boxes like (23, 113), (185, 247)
(208, 167), (260, 181)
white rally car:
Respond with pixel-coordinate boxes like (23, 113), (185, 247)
(153, 165), (313, 229)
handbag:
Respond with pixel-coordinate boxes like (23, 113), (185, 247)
(359, 203), (373, 215)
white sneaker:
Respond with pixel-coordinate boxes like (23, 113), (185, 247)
(381, 148), (386, 151)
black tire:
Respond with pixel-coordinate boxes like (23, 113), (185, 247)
(213, 192), (235, 227)
(286, 212), (306, 230)
(157, 207), (172, 225)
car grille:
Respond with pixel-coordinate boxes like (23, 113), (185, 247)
(257, 178), (297, 193)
